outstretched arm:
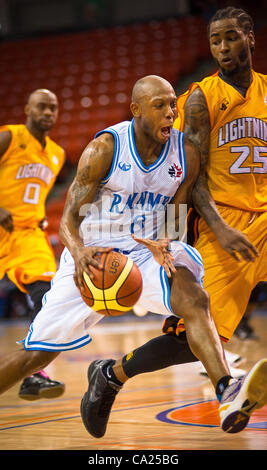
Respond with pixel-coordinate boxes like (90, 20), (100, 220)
(184, 87), (258, 262)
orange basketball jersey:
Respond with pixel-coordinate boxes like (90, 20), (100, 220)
(174, 70), (267, 212)
(0, 124), (65, 229)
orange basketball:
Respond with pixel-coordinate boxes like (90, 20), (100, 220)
(81, 250), (143, 316)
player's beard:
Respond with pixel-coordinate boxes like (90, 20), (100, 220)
(216, 43), (251, 79)
(36, 119), (54, 132)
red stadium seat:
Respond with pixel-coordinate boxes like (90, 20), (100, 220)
(0, 15), (211, 164)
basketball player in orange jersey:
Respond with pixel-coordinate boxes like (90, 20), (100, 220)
(0, 89), (65, 400)
(172, 6), (266, 342)
(0, 75), (265, 438)
(81, 7), (267, 437)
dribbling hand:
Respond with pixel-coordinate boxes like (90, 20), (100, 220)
(72, 245), (113, 293)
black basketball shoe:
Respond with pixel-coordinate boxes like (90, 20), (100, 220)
(80, 359), (122, 438)
(19, 370), (65, 400)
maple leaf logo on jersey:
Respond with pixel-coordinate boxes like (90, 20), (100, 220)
(168, 163), (182, 179)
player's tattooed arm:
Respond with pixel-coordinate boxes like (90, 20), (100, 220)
(184, 88), (258, 262)
(59, 134), (114, 289)
(183, 88), (223, 229)
(60, 135), (112, 239)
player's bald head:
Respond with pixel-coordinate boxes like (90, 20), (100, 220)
(27, 89), (58, 106)
(25, 88), (58, 131)
(131, 75), (174, 104)
(130, 75), (177, 143)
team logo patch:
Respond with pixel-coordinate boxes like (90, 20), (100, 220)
(119, 162), (131, 171)
(220, 98), (229, 111)
(156, 400), (267, 430)
(264, 95), (267, 105)
(168, 163), (182, 179)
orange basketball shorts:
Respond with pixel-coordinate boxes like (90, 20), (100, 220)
(0, 226), (56, 293)
(194, 207), (267, 342)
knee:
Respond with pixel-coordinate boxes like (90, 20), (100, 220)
(22, 350), (59, 376)
(171, 284), (210, 319)
(192, 286), (210, 311)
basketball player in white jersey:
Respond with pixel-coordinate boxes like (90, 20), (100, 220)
(0, 76), (264, 437)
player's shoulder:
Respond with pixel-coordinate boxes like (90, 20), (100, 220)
(46, 136), (65, 158)
(199, 72), (224, 92)
(107, 120), (131, 132)
(47, 135), (63, 151)
(0, 124), (27, 150)
(96, 120), (131, 139)
(183, 73), (220, 104)
(252, 70), (267, 83)
(171, 127), (182, 137)
(253, 69), (267, 78)
(45, 137), (65, 171)
(0, 123), (24, 135)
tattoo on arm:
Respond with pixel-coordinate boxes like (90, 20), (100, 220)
(183, 88), (223, 227)
(69, 180), (90, 224)
(59, 167), (98, 250)
(60, 136), (114, 249)
(78, 165), (91, 185)
(183, 89), (210, 164)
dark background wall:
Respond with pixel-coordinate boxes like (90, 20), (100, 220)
(0, 0), (265, 38)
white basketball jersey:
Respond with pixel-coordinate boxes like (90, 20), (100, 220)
(80, 119), (186, 251)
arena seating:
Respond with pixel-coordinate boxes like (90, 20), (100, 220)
(0, 16), (210, 164)
(0, 15), (212, 241)
(1, 16), (264, 243)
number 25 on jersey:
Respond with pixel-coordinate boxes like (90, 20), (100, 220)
(230, 146), (267, 174)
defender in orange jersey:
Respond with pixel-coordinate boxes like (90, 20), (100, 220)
(173, 8), (266, 342)
(0, 89), (65, 400)
(78, 8), (267, 437)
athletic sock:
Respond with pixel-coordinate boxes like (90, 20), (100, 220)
(122, 332), (198, 378)
(35, 370), (50, 379)
(216, 375), (234, 402)
(27, 370), (50, 380)
(103, 362), (123, 386)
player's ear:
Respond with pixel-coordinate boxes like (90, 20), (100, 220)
(24, 104), (30, 116)
(248, 30), (255, 53)
(130, 102), (141, 118)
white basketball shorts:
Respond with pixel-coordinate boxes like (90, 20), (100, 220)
(20, 241), (204, 352)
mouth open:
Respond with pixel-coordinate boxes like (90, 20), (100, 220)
(161, 126), (171, 138)
(221, 57), (233, 65)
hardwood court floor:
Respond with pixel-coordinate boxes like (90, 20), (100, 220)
(0, 312), (267, 451)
